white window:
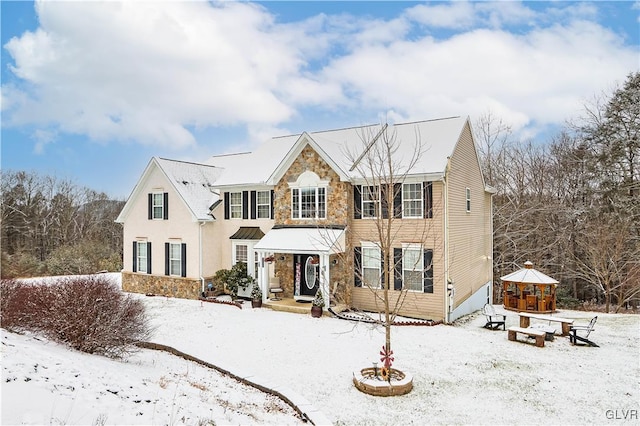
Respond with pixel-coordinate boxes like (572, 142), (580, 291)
(362, 186), (379, 218)
(403, 183), (423, 218)
(466, 187), (471, 212)
(234, 244), (248, 264)
(169, 243), (182, 276)
(137, 242), (148, 273)
(257, 190), (271, 219)
(152, 193), (164, 219)
(230, 192), (242, 219)
(403, 245), (423, 292)
(362, 246), (381, 288)
(292, 187), (326, 219)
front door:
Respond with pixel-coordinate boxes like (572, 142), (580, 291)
(293, 254), (319, 298)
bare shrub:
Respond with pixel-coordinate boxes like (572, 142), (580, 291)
(0, 279), (32, 329)
(0, 275), (151, 358)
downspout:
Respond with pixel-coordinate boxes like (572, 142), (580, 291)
(443, 157), (451, 324)
(199, 221), (206, 294)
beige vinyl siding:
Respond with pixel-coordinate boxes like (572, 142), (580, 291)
(446, 122), (492, 309)
(350, 182), (446, 320)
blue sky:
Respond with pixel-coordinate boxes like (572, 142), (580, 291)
(2, 1), (639, 199)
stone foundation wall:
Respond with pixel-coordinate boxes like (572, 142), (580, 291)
(122, 271), (204, 299)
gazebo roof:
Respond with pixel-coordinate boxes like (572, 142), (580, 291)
(500, 261), (559, 285)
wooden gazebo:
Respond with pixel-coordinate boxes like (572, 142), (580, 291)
(500, 261), (558, 313)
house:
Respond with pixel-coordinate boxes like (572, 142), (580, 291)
(116, 116), (494, 322)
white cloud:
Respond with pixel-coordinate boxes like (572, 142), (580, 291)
(3, 1), (315, 148)
(2, 0), (638, 150)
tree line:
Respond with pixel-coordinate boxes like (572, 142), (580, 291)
(476, 71), (639, 312)
(2, 72), (637, 313)
(1, 171), (124, 278)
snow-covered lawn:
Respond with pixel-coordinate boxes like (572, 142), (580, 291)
(2, 273), (639, 425)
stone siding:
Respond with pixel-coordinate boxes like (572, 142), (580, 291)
(274, 144), (350, 226)
(122, 271), (204, 299)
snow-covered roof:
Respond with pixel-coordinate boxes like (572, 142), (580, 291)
(155, 158), (223, 221)
(254, 226), (346, 255)
(500, 261), (559, 284)
(213, 116), (469, 187)
(116, 157), (223, 223)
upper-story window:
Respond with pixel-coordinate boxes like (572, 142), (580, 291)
(148, 192), (168, 220)
(229, 192), (242, 219)
(403, 183), (423, 218)
(256, 190), (271, 219)
(290, 171), (328, 220)
(362, 186), (379, 218)
(466, 187), (471, 212)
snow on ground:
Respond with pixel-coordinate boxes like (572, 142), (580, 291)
(2, 273), (639, 425)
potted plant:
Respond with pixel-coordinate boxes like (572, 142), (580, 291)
(311, 288), (324, 318)
(225, 262), (254, 299)
(251, 282), (263, 308)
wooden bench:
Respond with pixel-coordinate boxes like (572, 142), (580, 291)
(508, 326), (546, 347)
(518, 312), (574, 336)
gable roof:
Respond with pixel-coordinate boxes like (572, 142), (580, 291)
(116, 157), (223, 223)
(212, 116), (469, 187)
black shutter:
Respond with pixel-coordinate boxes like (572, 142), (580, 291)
(132, 241), (137, 272)
(393, 183), (402, 218)
(354, 247), (362, 287)
(242, 191), (249, 219)
(148, 194), (153, 219)
(165, 243), (170, 276)
(224, 192), (230, 219)
(381, 184), (389, 219)
(163, 192), (169, 220)
(147, 242), (152, 274)
(354, 185), (362, 219)
(424, 182), (433, 219)
(393, 248), (403, 290)
(250, 191), (257, 219)
(423, 249), (434, 293)
(270, 190), (275, 219)
(181, 243), (187, 278)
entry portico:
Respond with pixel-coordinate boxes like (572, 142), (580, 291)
(254, 225), (346, 305)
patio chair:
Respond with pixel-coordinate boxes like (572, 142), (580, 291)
(569, 316), (599, 347)
(482, 303), (506, 330)
(269, 277), (283, 301)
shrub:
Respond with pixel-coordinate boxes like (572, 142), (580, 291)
(0, 275), (151, 358)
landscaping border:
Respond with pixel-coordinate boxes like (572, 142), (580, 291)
(135, 341), (330, 425)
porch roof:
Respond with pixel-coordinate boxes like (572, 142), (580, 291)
(254, 226), (346, 255)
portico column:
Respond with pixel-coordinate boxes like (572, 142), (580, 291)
(258, 252), (268, 303)
(320, 253), (330, 306)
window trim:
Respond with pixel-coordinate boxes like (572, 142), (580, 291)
(361, 185), (380, 219)
(361, 242), (381, 289)
(256, 190), (271, 219)
(168, 242), (182, 277)
(137, 241), (148, 273)
(402, 182), (423, 219)
(402, 244), (423, 292)
(291, 186), (327, 219)
(151, 192), (166, 220)
(229, 192), (243, 219)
